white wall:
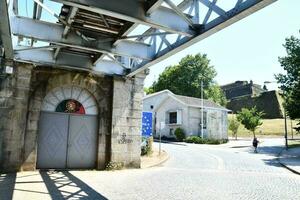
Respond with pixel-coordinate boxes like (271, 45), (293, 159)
(206, 109), (228, 139)
(143, 91), (169, 112)
(152, 97), (188, 137)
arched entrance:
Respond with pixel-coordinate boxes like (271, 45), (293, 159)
(37, 86), (99, 169)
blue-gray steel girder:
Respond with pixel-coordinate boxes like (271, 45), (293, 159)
(5, 0), (277, 76)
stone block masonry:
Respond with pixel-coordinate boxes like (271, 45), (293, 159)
(0, 61), (147, 172)
(0, 62), (33, 172)
(111, 73), (146, 168)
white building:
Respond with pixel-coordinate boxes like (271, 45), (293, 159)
(143, 90), (229, 139)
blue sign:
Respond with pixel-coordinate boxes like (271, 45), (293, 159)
(142, 112), (153, 137)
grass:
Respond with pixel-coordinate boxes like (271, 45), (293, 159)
(228, 115), (299, 138)
(288, 140), (300, 149)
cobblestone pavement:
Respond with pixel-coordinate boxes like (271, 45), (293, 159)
(1, 138), (300, 200)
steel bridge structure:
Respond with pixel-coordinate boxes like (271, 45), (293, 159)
(1, 0), (276, 77)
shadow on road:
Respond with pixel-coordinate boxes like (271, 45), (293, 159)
(0, 173), (16, 200)
(248, 145), (285, 168)
(262, 158), (283, 168)
(249, 145), (283, 156)
(40, 171), (108, 200)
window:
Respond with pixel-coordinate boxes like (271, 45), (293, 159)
(56, 99), (85, 114)
(169, 112), (177, 124)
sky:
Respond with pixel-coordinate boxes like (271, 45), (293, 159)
(17, 0), (300, 91)
(143, 0), (300, 90)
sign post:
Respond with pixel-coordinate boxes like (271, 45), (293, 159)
(142, 112), (153, 153)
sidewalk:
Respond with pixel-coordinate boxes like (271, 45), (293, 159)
(141, 148), (169, 168)
(279, 147), (300, 175)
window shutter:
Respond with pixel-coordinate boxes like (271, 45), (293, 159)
(165, 112), (169, 124)
(177, 110), (182, 124)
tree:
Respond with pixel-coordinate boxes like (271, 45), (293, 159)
(147, 54), (226, 106)
(275, 32), (300, 120)
(237, 107), (264, 138)
(206, 85), (227, 107)
(228, 116), (240, 140)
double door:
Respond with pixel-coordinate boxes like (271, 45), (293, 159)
(37, 112), (98, 169)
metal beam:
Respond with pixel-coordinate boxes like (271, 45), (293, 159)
(178, 0), (193, 10)
(33, 0), (44, 19)
(11, 16), (155, 60)
(50, 0), (196, 36)
(62, 7), (78, 38)
(53, 47), (61, 59)
(146, 0), (164, 14)
(14, 49), (125, 75)
(128, 0), (277, 77)
(199, 0), (227, 18)
(164, 0), (195, 28)
(14, 45), (60, 51)
(0, 0), (13, 59)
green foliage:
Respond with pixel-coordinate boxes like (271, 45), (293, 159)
(141, 137), (152, 156)
(275, 32), (300, 120)
(184, 136), (228, 144)
(174, 128), (186, 142)
(148, 53), (226, 106)
(184, 136), (203, 143)
(237, 107), (264, 138)
(228, 117), (240, 139)
(207, 84), (227, 106)
(144, 87), (154, 95)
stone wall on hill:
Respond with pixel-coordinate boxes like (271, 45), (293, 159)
(227, 90), (284, 119)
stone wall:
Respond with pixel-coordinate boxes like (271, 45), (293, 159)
(227, 90), (284, 119)
(1, 62), (146, 172)
(0, 62), (33, 172)
(22, 67), (113, 170)
(111, 72), (146, 168)
(221, 81), (265, 100)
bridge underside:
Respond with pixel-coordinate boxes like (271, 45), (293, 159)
(1, 0), (276, 77)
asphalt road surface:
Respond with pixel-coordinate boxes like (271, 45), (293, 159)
(1, 138), (300, 200)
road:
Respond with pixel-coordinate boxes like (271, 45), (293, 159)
(1, 138), (300, 200)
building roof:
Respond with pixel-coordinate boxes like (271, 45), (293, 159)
(144, 90), (229, 111)
(174, 94), (227, 110)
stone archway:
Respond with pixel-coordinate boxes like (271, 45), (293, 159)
(37, 86), (99, 169)
(41, 85), (98, 115)
(21, 69), (113, 171)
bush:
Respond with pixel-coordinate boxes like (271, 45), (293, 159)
(141, 137), (152, 156)
(174, 128), (186, 142)
(184, 136), (203, 143)
(160, 135), (177, 142)
(184, 136), (228, 145)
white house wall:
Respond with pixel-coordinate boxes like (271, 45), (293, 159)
(153, 97), (188, 137)
(187, 107), (204, 136)
(143, 91), (170, 112)
(206, 110), (228, 139)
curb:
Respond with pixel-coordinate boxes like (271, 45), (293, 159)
(277, 148), (300, 176)
(141, 151), (170, 169)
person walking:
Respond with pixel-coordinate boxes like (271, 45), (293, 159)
(252, 137), (259, 153)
